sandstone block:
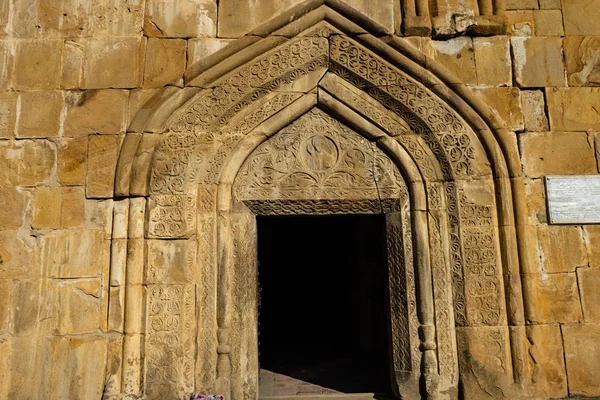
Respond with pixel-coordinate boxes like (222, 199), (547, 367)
(564, 36), (600, 87)
(61, 39), (84, 89)
(85, 199), (114, 238)
(16, 91), (63, 138)
(0, 181), (26, 230)
(0, 231), (39, 280)
(144, 38), (186, 88)
(538, 225), (587, 273)
(11, 280), (41, 336)
(82, 37), (144, 89)
(473, 37), (512, 86)
(32, 187), (61, 229)
(87, 135), (120, 198)
(520, 132), (597, 178)
(525, 324), (568, 398)
(108, 286), (124, 332)
(13, 39), (62, 90)
(0, 139), (56, 186)
(91, 0), (144, 36)
(547, 88), (600, 131)
(42, 229), (107, 278)
(187, 38), (234, 69)
(506, 10), (534, 36)
(506, 0), (538, 9)
(64, 90), (128, 137)
(474, 87), (523, 131)
(532, 272), (582, 323)
(584, 226), (600, 267)
(0, 93), (17, 138)
(520, 90), (549, 131)
(577, 267), (600, 322)
(511, 37), (566, 87)
(59, 187), (86, 228)
(0, 280), (11, 333)
(146, 239), (197, 283)
(57, 137), (88, 185)
(563, 0), (600, 35)
(539, 0), (561, 9)
(524, 178), (546, 224)
(145, 0), (217, 37)
(533, 10), (564, 36)
(41, 278), (104, 334)
(217, 0), (394, 37)
(0, 40), (11, 91)
(424, 37), (477, 85)
(562, 324), (600, 396)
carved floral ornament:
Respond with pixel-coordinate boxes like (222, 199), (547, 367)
(113, 2), (534, 400)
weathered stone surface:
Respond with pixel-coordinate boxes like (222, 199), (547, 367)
(144, 38), (186, 88)
(82, 37), (145, 89)
(218, 0), (394, 37)
(506, 0), (538, 9)
(146, 239), (197, 283)
(520, 131), (597, 178)
(87, 135), (120, 198)
(32, 187), (61, 229)
(41, 229), (107, 278)
(564, 36), (600, 87)
(57, 137), (88, 185)
(16, 91), (64, 138)
(562, 324), (600, 396)
(0, 40), (11, 91)
(538, 225), (587, 273)
(474, 87), (523, 131)
(145, 0), (217, 37)
(0, 181), (26, 230)
(531, 272), (582, 323)
(511, 37), (566, 87)
(525, 324), (568, 398)
(563, 0), (600, 35)
(521, 90), (549, 131)
(60, 187), (86, 228)
(13, 39), (63, 90)
(533, 10), (564, 36)
(577, 267), (600, 322)
(547, 88), (600, 131)
(64, 90), (129, 137)
(187, 38), (234, 68)
(0, 231), (38, 280)
(585, 226), (600, 268)
(11, 280), (42, 336)
(0, 280), (11, 333)
(0, 93), (17, 138)
(525, 178), (546, 224)
(91, 0), (144, 36)
(473, 37), (512, 86)
(539, 0), (561, 9)
(506, 10), (534, 36)
(424, 38), (477, 84)
(0, 139), (56, 186)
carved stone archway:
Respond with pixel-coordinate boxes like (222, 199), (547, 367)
(112, 2), (534, 399)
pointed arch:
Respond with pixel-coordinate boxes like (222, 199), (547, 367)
(113, 2), (535, 399)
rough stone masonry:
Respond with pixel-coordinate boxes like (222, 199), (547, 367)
(1, 0), (600, 399)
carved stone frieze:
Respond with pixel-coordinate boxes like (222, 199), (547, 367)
(147, 195), (196, 238)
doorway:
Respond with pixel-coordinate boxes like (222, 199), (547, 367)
(257, 214), (392, 398)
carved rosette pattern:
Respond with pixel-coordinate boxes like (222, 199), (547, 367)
(234, 108), (406, 203)
(145, 285), (196, 399)
(147, 195), (196, 238)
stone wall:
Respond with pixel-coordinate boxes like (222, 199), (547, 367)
(1, 0), (600, 399)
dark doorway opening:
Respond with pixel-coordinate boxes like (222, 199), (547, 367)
(257, 214), (392, 397)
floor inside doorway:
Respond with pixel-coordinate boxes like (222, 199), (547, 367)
(257, 214), (391, 398)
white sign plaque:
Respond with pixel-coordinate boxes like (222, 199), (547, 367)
(546, 175), (600, 224)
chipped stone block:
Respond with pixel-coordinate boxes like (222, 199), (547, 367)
(533, 10), (564, 36)
(82, 37), (145, 89)
(0, 139), (56, 186)
(473, 37), (512, 87)
(525, 324), (568, 398)
(187, 38), (234, 69)
(531, 272), (582, 323)
(13, 39), (63, 90)
(145, 0), (217, 37)
(511, 37), (566, 88)
(90, 0), (144, 36)
(61, 39), (84, 89)
(520, 90), (549, 131)
(577, 267), (600, 322)
(64, 90), (129, 137)
(562, 324), (600, 396)
(538, 225), (587, 273)
(58, 137), (88, 185)
(0, 231), (39, 280)
(0, 93), (17, 138)
(16, 91), (64, 138)
(520, 132), (597, 178)
(564, 36), (600, 87)
(506, 10), (534, 36)
(524, 178), (546, 224)
(474, 87), (523, 131)
(42, 229), (107, 278)
(217, 0), (394, 37)
(0, 181), (26, 230)
(424, 37), (477, 84)
(11, 280), (42, 336)
(86, 135), (120, 198)
(144, 38), (186, 88)
(146, 239), (197, 283)
(547, 88), (600, 131)
(563, 0), (600, 35)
